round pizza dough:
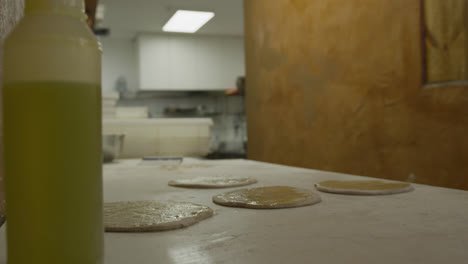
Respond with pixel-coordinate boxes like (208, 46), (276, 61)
(315, 180), (413, 195)
(168, 176), (257, 188)
(104, 200), (213, 232)
(212, 186), (321, 209)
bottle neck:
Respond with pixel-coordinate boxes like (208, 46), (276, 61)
(25, 0), (86, 20)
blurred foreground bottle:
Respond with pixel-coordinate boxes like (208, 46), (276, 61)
(2, 0), (103, 263)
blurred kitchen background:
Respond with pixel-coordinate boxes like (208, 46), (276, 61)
(91, 0), (468, 191)
(96, 0), (247, 159)
(1, 0), (467, 221)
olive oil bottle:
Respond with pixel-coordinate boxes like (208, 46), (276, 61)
(2, 1), (103, 263)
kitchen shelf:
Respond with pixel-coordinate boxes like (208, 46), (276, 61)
(119, 90), (243, 100)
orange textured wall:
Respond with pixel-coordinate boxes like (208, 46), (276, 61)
(244, 0), (468, 190)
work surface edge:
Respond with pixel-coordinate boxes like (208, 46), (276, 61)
(1, 158), (467, 264)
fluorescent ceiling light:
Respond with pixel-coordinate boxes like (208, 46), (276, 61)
(163, 10), (215, 33)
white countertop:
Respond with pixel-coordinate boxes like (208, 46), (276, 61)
(103, 118), (214, 126)
(1, 158), (468, 264)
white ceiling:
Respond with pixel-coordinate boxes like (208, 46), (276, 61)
(99, 0), (244, 38)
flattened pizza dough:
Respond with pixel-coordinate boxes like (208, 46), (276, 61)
(168, 176), (257, 188)
(104, 201), (213, 232)
(212, 186), (321, 209)
(315, 180), (413, 195)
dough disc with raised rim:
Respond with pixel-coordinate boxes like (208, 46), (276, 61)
(169, 176), (257, 188)
(104, 200), (213, 232)
(212, 186), (321, 209)
(315, 180), (413, 195)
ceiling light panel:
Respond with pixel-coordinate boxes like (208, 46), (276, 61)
(163, 10), (215, 33)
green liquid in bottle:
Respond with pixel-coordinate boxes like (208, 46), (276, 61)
(3, 81), (103, 264)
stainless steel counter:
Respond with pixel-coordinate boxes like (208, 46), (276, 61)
(1, 158), (468, 263)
